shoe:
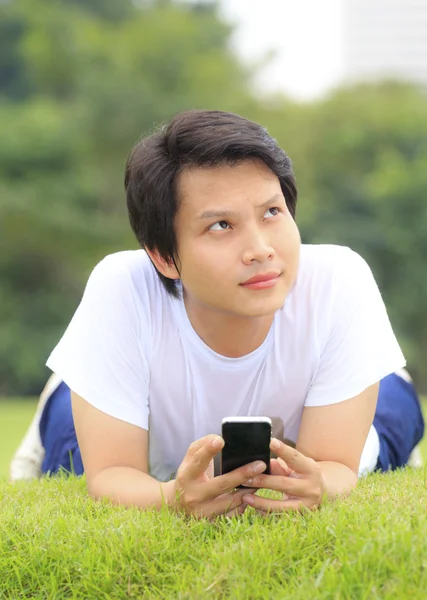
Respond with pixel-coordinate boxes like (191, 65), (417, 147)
(9, 373), (62, 482)
(408, 445), (424, 468)
(395, 367), (413, 384)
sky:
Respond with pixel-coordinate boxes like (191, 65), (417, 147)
(219, 0), (345, 101)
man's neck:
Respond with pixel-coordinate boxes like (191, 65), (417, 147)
(183, 295), (275, 358)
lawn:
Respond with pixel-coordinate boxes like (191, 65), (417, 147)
(1, 398), (427, 599)
(2, 469), (427, 598)
(0, 399), (37, 480)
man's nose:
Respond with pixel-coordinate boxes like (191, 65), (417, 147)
(241, 229), (275, 264)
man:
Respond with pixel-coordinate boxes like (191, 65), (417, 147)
(11, 110), (424, 518)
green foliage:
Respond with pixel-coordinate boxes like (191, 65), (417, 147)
(1, 0), (427, 394)
(1, 469), (427, 598)
(286, 83), (427, 387)
(0, 398), (36, 479)
(0, 0), (256, 395)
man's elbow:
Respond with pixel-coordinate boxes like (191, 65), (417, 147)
(86, 469), (109, 500)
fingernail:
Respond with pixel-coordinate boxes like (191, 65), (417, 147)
(270, 439), (280, 451)
(243, 495), (254, 505)
(252, 461), (266, 474)
(245, 478), (253, 485)
(211, 436), (223, 449)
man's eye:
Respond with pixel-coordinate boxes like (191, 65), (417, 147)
(209, 220), (230, 231)
(265, 207), (281, 218)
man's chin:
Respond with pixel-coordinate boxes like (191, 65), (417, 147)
(234, 295), (287, 318)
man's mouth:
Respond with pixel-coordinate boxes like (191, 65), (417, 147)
(240, 272), (282, 289)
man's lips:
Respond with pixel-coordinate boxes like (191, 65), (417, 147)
(240, 272), (282, 287)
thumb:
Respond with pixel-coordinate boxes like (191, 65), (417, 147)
(205, 459), (215, 479)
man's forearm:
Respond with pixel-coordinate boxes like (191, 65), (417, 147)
(89, 466), (176, 510)
(317, 461), (358, 500)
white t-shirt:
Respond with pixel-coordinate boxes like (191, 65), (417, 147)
(46, 244), (405, 481)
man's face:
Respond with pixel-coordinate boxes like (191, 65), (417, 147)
(174, 159), (301, 318)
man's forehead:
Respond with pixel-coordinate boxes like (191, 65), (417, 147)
(177, 162), (281, 214)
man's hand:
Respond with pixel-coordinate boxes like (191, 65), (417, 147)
(173, 434), (266, 519)
(241, 438), (326, 515)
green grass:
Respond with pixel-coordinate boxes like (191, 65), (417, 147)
(0, 398), (37, 480)
(1, 398), (427, 598)
(1, 470), (427, 598)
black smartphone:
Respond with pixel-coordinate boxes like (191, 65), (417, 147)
(221, 417), (271, 486)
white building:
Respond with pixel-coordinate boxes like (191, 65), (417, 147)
(343, 0), (427, 85)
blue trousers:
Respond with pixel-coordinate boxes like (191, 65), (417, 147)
(39, 374), (425, 476)
(374, 374), (424, 471)
(39, 381), (84, 476)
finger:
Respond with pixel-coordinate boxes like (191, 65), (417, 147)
(213, 488), (256, 515)
(223, 503), (247, 519)
(222, 489), (256, 514)
(232, 487), (257, 497)
(270, 438), (317, 475)
(188, 491), (244, 520)
(243, 473), (309, 496)
(180, 437), (224, 483)
(270, 458), (292, 477)
(203, 489), (249, 518)
(243, 493), (312, 513)
(199, 461), (267, 501)
(182, 435), (223, 463)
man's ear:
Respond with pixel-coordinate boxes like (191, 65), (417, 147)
(145, 248), (180, 280)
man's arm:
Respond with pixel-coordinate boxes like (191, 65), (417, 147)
(71, 391), (176, 509)
(240, 383), (379, 513)
(296, 382), (379, 498)
(71, 391), (263, 517)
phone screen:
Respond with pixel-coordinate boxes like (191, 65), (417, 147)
(221, 420), (271, 479)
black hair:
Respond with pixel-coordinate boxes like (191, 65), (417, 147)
(125, 109), (297, 297)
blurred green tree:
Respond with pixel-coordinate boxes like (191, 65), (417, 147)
(284, 83), (427, 389)
(0, 0), (257, 394)
(1, 0), (426, 395)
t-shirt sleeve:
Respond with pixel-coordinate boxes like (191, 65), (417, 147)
(46, 255), (150, 429)
(305, 248), (406, 407)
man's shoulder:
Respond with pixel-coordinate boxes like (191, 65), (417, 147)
(298, 244), (364, 284)
(294, 243), (368, 306)
(300, 243), (356, 267)
(96, 249), (152, 273)
(294, 244), (376, 326)
(85, 249), (166, 316)
(91, 249), (158, 290)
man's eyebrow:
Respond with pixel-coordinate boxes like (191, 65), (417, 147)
(197, 193), (284, 220)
